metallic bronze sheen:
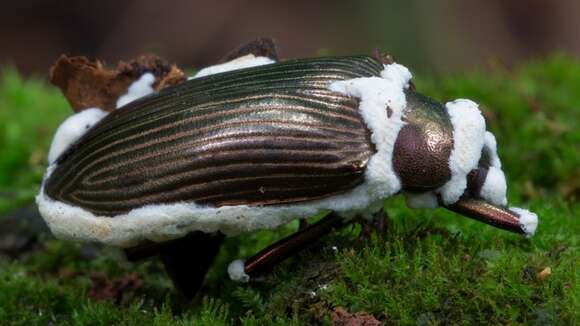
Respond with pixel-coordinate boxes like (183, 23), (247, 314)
(393, 90), (454, 192)
(45, 56), (384, 217)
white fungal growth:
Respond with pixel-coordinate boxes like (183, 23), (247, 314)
(437, 99), (486, 205)
(227, 259), (250, 283)
(192, 54), (276, 79)
(36, 62), (413, 247)
(404, 192), (439, 209)
(478, 131), (507, 205)
(510, 207), (538, 237)
(116, 73), (156, 108)
(480, 166), (507, 206)
(47, 72), (157, 165)
(328, 63), (411, 203)
(47, 108), (108, 164)
(484, 131), (502, 168)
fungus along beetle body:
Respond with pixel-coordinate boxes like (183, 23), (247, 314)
(37, 40), (538, 297)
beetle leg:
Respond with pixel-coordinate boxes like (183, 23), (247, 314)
(445, 198), (533, 235)
(160, 232), (224, 298)
(219, 37), (279, 63)
(358, 208), (389, 240)
(374, 209), (390, 237)
(358, 219), (373, 240)
(125, 231), (224, 299)
(243, 212), (347, 278)
(298, 218), (309, 230)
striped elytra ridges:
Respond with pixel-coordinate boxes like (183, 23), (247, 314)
(45, 56), (384, 216)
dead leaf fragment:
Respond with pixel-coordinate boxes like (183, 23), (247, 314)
(537, 267), (552, 281)
(220, 37), (279, 63)
(50, 54), (186, 112)
(332, 307), (381, 326)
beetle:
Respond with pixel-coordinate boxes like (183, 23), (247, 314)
(37, 39), (538, 297)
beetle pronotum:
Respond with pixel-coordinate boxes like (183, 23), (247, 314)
(37, 40), (538, 297)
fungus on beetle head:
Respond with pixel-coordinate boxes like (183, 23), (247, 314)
(37, 38), (538, 298)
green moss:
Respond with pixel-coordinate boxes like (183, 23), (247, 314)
(0, 67), (70, 215)
(0, 55), (578, 324)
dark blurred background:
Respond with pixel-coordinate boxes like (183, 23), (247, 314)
(1, 0), (579, 77)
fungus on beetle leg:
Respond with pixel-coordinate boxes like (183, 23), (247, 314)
(37, 38), (538, 298)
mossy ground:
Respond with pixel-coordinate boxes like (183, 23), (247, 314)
(0, 55), (578, 325)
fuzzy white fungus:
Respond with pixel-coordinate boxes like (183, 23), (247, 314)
(192, 54), (276, 79)
(510, 207), (538, 237)
(483, 131), (502, 168)
(478, 131), (507, 205)
(116, 73), (155, 108)
(480, 166), (508, 206)
(47, 108), (108, 164)
(227, 259), (250, 283)
(437, 99), (487, 205)
(328, 63), (412, 205)
(404, 192), (439, 209)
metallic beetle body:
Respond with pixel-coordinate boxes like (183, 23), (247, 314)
(46, 56), (456, 217)
(39, 50), (538, 296)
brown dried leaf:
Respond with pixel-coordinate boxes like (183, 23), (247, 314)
(372, 48), (394, 65)
(115, 54), (187, 90)
(156, 64), (187, 90)
(50, 54), (186, 112)
(220, 37), (279, 63)
(537, 267), (552, 281)
(331, 307), (381, 326)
